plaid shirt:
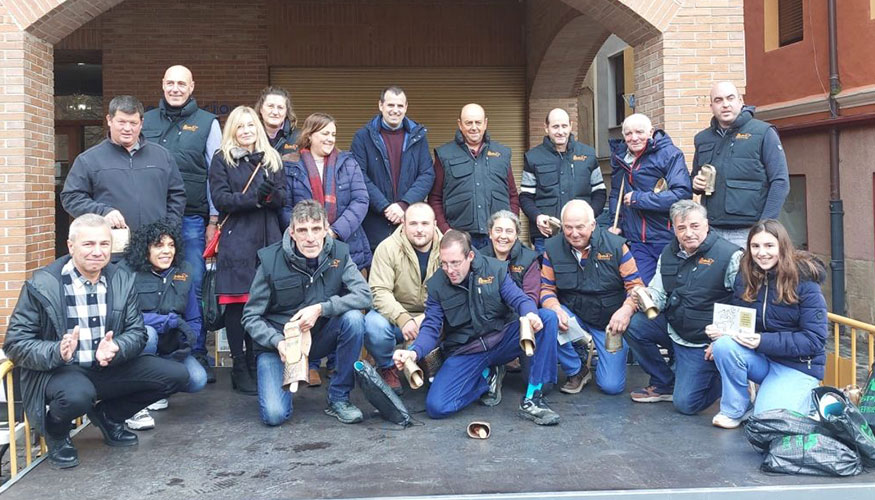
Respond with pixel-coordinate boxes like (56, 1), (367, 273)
(61, 259), (108, 368)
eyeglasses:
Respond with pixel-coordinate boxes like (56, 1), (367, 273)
(440, 259), (466, 271)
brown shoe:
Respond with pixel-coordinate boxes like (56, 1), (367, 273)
(560, 366), (591, 394)
(308, 368), (322, 387)
(379, 366), (403, 395)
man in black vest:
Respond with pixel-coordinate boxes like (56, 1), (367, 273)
(623, 200), (742, 415)
(691, 81), (789, 248)
(540, 200), (645, 395)
(242, 200), (371, 426)
(351, 86), (434, 254)
(520, 108), (605, 253)
(142, 65), (223, 383)
(392, 230), (561, 426)
(428, 103), (520, 250)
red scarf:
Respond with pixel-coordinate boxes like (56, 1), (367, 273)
(300, 148), (339, 223)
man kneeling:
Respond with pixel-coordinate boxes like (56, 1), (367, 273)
(243, 200), (371, 425)
(392, 230), (560, 425)
(4, 214), (189, 469)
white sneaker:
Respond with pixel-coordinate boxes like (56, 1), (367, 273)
(712, 406), (754, 429)
(125, 409), (155, 430)
(147, 399), (168, 411)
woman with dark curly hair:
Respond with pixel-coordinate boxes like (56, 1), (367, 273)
(706, 219), (827, 429)
(120, 219), (207, 429)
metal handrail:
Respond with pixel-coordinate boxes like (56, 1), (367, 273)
(826, 312), (875, 387)
(1, 359), (36, 480)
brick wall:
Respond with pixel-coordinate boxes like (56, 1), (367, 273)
(0, 4), (56, 335)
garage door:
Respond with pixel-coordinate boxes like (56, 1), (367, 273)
(271, 66), (530, 240)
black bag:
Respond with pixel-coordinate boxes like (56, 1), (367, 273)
(744, 409), (830, 453)
(762, 432), (863, 476)
(203, 260), (224, 331)
(354, 360), (412, 427)
(860, 363), (875, 427)
(813, 386), (875, 467)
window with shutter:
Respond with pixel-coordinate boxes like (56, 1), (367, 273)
(778, 0), (804, 47)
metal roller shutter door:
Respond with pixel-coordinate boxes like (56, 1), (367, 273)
(270, 66), (530, 241)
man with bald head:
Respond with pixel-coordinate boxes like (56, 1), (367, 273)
(607, 113), (691, 284)
(143, 65), (223, 382)
(691, 81), (789, 247)
(521, 108), (605, 253)
(540, 200), (645, 395)
(364, 202), (442, 393)
(428, 103), (519, 249)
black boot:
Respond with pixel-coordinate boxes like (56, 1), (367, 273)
(231, 355), (257, 395)
(45, 414), (79, 469)
(87, 403), (138, 447)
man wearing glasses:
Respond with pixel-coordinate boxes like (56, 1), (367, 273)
(392, 230), (561, 426)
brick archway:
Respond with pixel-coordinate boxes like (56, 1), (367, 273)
(529, 0), (746, 155)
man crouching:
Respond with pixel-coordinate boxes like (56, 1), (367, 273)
(392, 230), (560, 425)
(4, 214), (189, 469)
(243, 200), (371, 425)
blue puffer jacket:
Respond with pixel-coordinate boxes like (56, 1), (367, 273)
(350, 115), (434, 250)
(282, 151), (372, 269)
(608, 130), (692, 244)
(732, 255), (828, 379)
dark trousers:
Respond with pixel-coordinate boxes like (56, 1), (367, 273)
(44, 355), (189, 432)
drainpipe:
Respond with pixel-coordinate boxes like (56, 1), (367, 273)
(827, 0), (845, 315)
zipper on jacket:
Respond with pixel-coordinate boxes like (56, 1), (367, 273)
(761, 285), (769, 331)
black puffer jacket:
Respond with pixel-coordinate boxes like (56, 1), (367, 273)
(3, 256), (147, 434)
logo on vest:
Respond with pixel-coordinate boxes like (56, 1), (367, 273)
(510, 265), (524, 273)
(573, 155), (588, 161)
(735, 133), (752, 140)
(486, 150), (501, 158)
(477, 276), (495, 285)
(698, 257), (714, 266)
(596, 252), (613, 260)
(330, 259), (341, 268)
(172, 272), (189, 281)
(284, 143), (298, 151)
(182, 124), (199, 132)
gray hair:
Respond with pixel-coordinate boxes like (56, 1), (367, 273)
(108, 95), (144, 119)
(621, 113), (653, 134)
(669, 199), (708, 224)
(69, 213), (111, 242)
(290, 199), (327, 229)
(488, 210), (521, 234)
(560, 199), (594, 222)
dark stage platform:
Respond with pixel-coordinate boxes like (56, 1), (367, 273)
(7, 367), (875, 499)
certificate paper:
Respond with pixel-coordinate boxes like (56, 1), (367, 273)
(712, 303), (756, 335)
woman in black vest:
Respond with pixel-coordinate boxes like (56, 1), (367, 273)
(707, 219), (827, 429)
(484, 210), (540, 303)
(256, 86), (300, 159)
(209, 106), (286, 395)
(121, 219), (207, 429)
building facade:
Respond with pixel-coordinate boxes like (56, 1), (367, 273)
(0, 0), (746, 337)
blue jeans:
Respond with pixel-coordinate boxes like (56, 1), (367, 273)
(556, 305), (628, 395)
(256, 310), (366, 426)
(363, 310), (405, 369)
(143, 325), (208, 393)
(711, 335), (818, 418)
(181, 215), (207, 354)
(623, 312), (721, 414)
(425, 309), (558, 418)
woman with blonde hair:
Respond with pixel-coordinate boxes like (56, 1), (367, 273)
(209, 105), (286, 394)
(707, 219), (827, 428)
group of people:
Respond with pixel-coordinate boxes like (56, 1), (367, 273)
(4, 65), (827, 471)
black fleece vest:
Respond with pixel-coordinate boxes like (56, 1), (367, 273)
(545, 227), (627, 327)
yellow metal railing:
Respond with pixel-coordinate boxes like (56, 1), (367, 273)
(824, 313), (875, 387)
(1, 360), (42, 481)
